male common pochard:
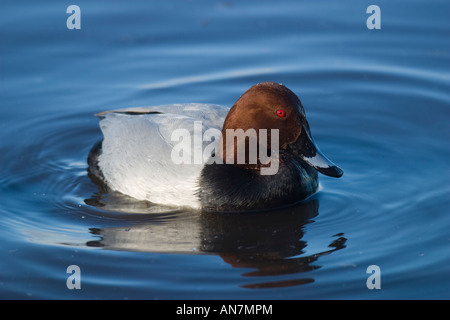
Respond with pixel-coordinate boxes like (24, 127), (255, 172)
(88, 82), (343, 212)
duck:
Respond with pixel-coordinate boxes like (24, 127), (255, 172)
(88, 82), (343, 212)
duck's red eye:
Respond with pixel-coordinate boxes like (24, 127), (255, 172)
(276, 109), (286, 117)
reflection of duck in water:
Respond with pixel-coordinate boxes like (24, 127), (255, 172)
(85, 198), (346, 289)
(88, 82), (343, 212)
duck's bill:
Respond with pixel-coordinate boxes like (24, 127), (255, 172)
(290, 126), (343, 178)
(300, 146), (343, 178)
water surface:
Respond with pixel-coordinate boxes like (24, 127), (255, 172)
(0, 0), (449, 299)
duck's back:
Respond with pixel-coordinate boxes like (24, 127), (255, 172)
(89, 103), (229, 209)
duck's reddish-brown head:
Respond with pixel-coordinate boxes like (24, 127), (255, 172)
(219, 82), (343, 177)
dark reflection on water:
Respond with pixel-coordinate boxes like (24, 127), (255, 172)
(84, 194), (346, 289)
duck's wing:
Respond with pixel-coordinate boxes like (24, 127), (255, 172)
(95, 103), (229, 209)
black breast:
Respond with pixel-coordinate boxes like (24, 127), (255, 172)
(198, 153), (318, 212)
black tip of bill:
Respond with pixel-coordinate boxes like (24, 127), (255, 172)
(316, 164), (344, 178)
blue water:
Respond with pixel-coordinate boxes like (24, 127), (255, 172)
(1, 0), (449, 299)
